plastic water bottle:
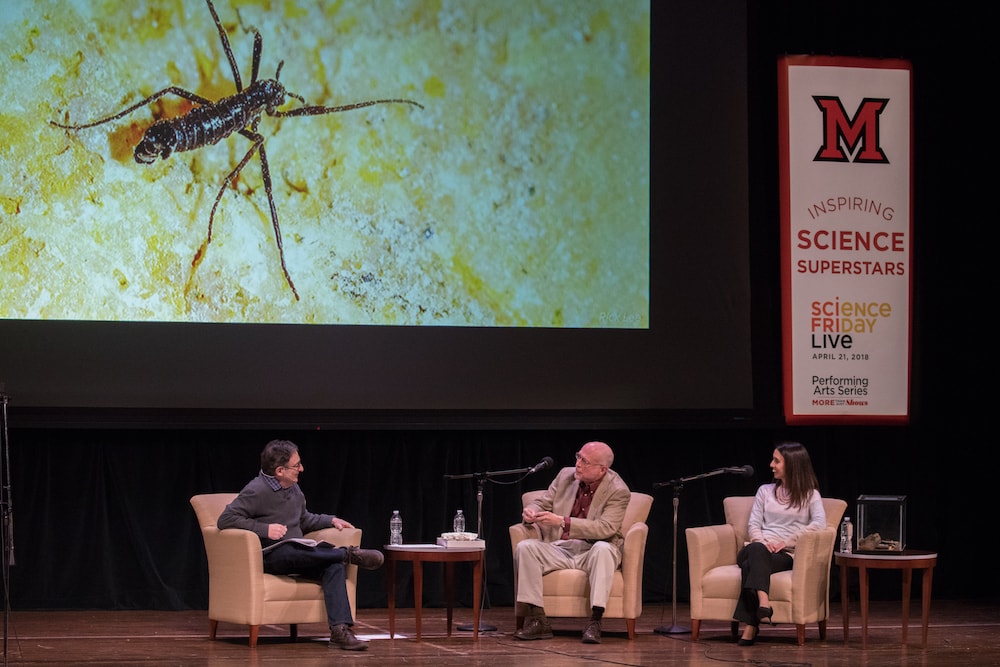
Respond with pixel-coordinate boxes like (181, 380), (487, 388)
(840, 516), (853, 553)
(453, 509), (466, 533)
(390, 510), (403, 545)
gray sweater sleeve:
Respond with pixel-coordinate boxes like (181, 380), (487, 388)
(216, 479), (272, 540)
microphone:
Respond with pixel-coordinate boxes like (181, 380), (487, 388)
(723, 465), (755, 478)
(528, 456), (555, 474)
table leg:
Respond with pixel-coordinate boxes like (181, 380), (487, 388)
(840, 562), (850, 643)
(444, 562), (455, 637)
(413, 560), (424, 641)
(900, 566), (912, 644)
(921, 566), (934, 649)
(387, 559), (397, 639)
(472, 553), (483, 640)
(859, 563), (870, 650)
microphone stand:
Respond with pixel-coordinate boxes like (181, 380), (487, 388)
(1, 390), (12, 664)
(651, 468), (731, 635)
(444, 464), (536, 633)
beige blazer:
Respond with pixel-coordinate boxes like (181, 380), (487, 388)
(524, 466), (631, 553)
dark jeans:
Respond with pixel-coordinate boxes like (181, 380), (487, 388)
(262, 541), (352, 627)
(733, 541), (793, 625)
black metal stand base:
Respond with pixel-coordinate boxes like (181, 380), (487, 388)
(653, 624), (690, 634)
(457, 622), (498, 632)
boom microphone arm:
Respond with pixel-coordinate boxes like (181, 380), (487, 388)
(653, 464), (754, 488)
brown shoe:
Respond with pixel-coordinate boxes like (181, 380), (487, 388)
(344, 546), (384, 570)
(582, 620), (602, 644)
(513, 615), (553, 640)
(329, 624), (369, 651)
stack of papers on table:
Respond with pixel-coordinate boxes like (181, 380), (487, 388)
(436, 532), (485, 549)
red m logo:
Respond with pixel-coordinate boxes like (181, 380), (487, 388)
(812, 96), (890, 164)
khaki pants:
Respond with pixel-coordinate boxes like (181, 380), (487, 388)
(513, 539), (621, 610)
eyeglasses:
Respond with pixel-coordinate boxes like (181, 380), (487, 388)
(575, 452), (604, 468)
(282, 461), (304, 471)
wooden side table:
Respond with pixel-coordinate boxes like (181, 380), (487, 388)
(835, 550), (938, 649)
(384, 544), (485, 641)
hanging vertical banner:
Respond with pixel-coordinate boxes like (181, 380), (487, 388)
(779, 55), (912, 425)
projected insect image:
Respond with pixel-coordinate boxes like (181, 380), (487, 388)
(2, 0), (650, 327)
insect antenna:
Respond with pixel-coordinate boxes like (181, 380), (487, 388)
(276, 98), (424, 119)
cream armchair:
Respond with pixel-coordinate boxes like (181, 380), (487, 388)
(685, 495), (847, 645)
(189, 493), (361, 648)
(508, 490), (653, 639)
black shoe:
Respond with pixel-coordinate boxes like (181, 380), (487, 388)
(582, 620), (602, 644)
(329, 624), (369, 651)
(513, 615), (554, 640)
(345, 546), (384, 570)
(757, 606), (774, 625)
(737, 626), (757, 646)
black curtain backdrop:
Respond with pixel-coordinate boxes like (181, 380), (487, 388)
(5, 424), (994, 613)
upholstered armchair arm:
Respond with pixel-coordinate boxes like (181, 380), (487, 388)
(208, 528), (265, 577)
(685, 524), (739, 575)
(789, 526), (837, 623)
(509, 522), (541, 557)
(685, 523), (738, 621)
(205, 528), (267, 623)
(620, 521), (649, 618)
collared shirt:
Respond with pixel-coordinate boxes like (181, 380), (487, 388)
(561, 478), (601, 539)
(261, 470), (282, 492)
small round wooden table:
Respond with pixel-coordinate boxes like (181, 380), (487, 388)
(835, 549), (938, 649)
(384, 544), (485, 641)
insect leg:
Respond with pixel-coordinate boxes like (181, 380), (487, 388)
(255, 138), (300, 301)
(204, 132), (260, 248)
(197, 128), (300, 301)
(50, 87), (215, 130)
(250, 32), (263, 85)
(204, 0), (244, 93)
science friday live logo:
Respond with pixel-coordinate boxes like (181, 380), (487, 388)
(810, 297), (892, 351)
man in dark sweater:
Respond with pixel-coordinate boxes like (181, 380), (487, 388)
(217, 439), (384, 651)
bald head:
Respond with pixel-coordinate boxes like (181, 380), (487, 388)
(581, 441), (613, 467)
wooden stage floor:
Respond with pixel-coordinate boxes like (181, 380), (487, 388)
(3, 600), (999, 666)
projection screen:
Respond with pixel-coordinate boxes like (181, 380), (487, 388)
(0, 0), (753, 426)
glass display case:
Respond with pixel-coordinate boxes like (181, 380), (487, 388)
(856, 494), (906, 553)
